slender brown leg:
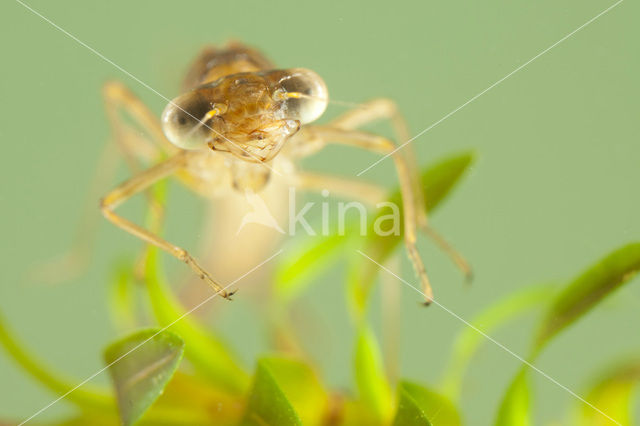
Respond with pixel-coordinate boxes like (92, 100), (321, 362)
(100, 151), (234, 299)
(29, 82), (172, 284)
(304, 125), (434, 303)
(329, 98), (426, 226)
(328, 99), (472, 280)
(293, 171), (387, 207)
(422, 225), (473, 282)
(104, 81), (177, 280)
(102, 80), (178, 165)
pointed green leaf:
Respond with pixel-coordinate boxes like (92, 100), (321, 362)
(392, 381), (461, 426)
(273, 151), (475, 307)
(259, 357), (329, 426)
(367, 150), (475, 256)
(354, 326), (393, 422)
(241, 360), (303, 426)
(535, 243), (640, 352)
(495, 369), (531, 426)
(441, 285), (555, 398)
(577, 358), (640, 426)
(393, 386), (432, 426)
(104, 329), (184, 426)
(355, 152), (475, 311)
(495, 243), (640, 426)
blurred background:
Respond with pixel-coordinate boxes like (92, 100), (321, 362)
(0, 0), (638, 424)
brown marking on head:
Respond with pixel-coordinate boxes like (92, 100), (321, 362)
(161, 68), (328, 163)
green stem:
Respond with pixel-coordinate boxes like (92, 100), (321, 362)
(0, 312), (113, 411)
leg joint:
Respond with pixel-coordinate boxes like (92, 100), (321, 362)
(175, 248), (189, 262)
(99, 197), (112, 214)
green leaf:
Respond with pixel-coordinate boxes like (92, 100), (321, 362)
(417, 151), (476, 211)
(354, 326), (393, 422)
(145, 247), (249, 393)
(241, 360), (303, 426)
(0, 310), (112, 411)
(272, 151), (475, 308)
(495, 369), (531, 426)
(375, 150), (475, 232)
(259, 357), (329, 426)
(393, 385), (432, 426)
(368, 150), (475, 253)
(577, 358), (640, 426)
(353, 151), (475, 315)
(104, 328), (185, 426)
(392, 381), (461, 426)
(495, 243), (640, 425)
(441, 285), (555, 398)
(534, 243), (640, 353)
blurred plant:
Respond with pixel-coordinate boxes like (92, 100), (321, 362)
(1, 151), (639, 425)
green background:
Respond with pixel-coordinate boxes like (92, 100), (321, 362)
(1, 0), (638, 424)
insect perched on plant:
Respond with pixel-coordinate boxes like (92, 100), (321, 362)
(96, 42), (470, 304)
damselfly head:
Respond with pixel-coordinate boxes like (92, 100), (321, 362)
(161, 68), (328, 162)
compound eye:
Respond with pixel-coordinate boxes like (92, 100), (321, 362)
(271, 68), (328, 124)
(161, 92), (213, 150)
